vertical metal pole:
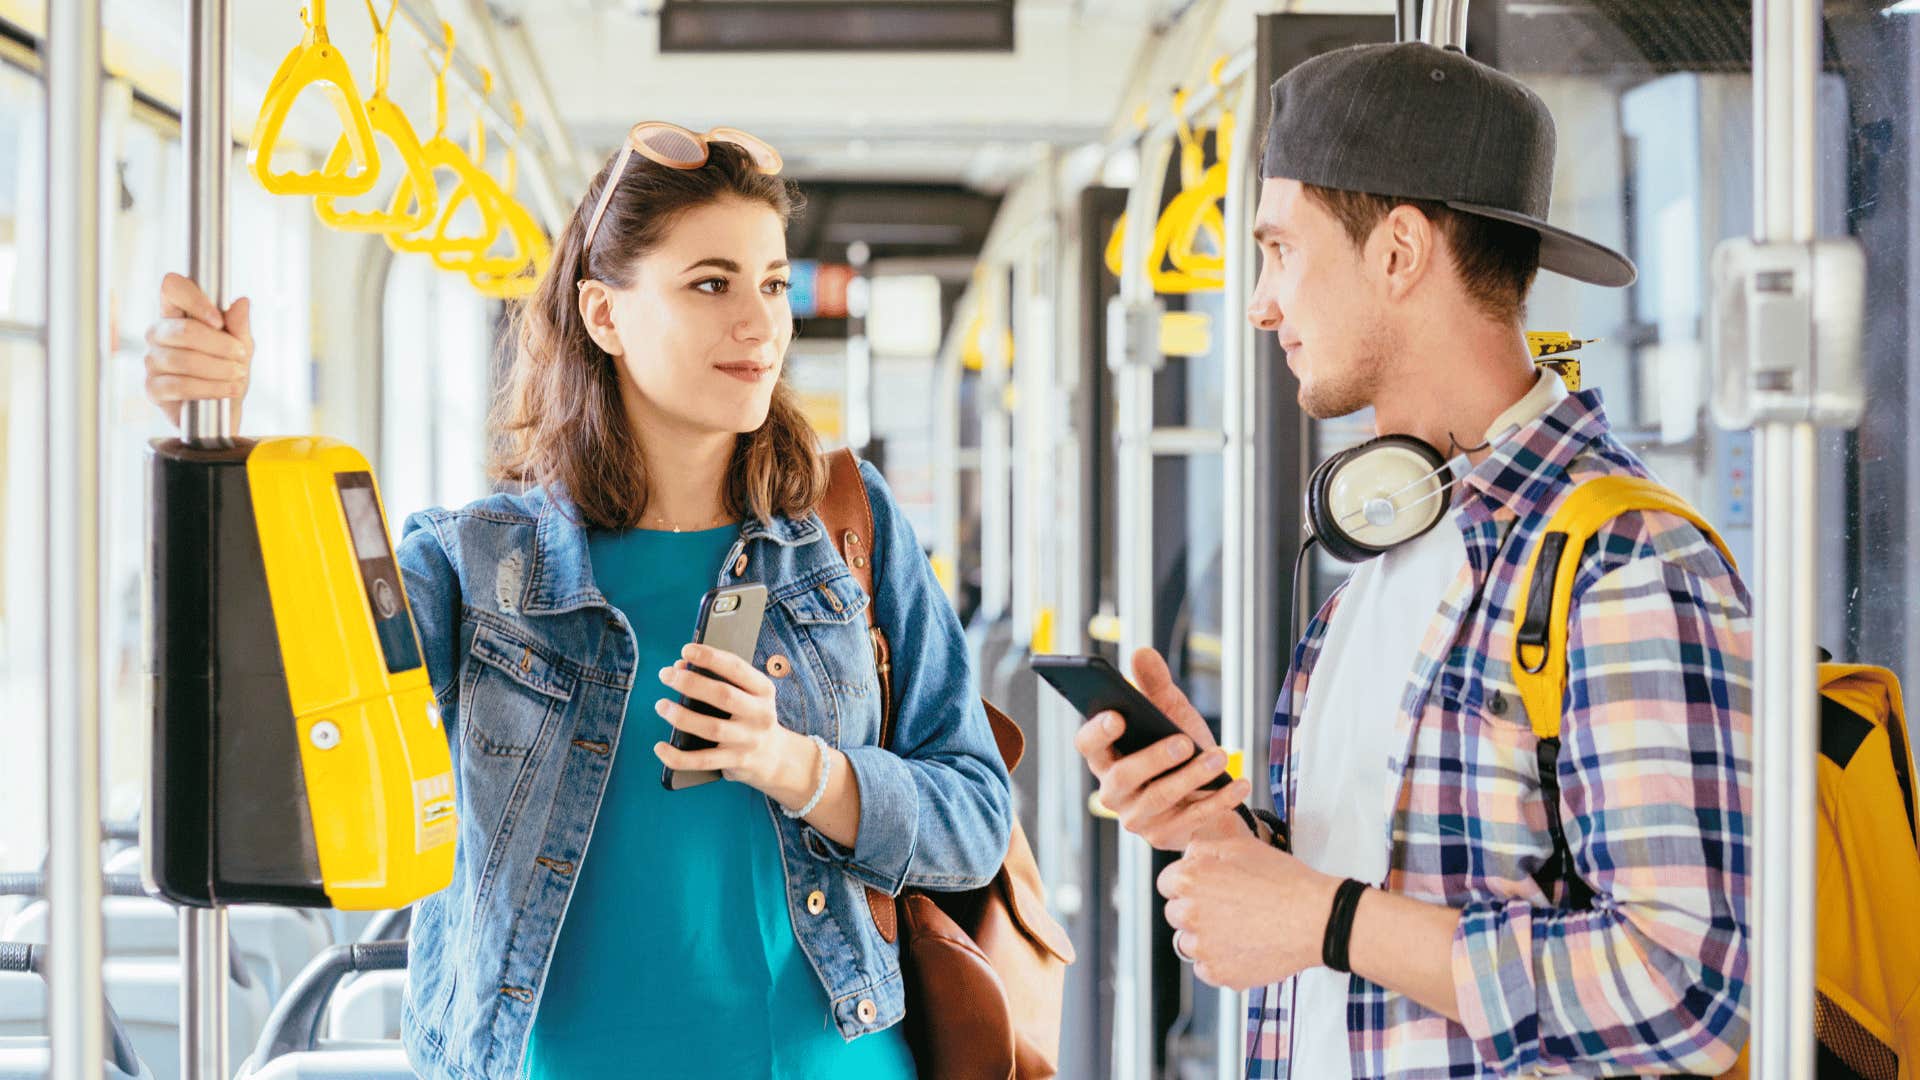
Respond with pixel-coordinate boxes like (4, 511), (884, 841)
(1419, 0), (1470, 50)
(1012, 242), (1044, 649)
(1216, 75), (1258, 1079)
(46, 0), (108, 1073)
(181, 0), (234, 448)
(980, 272), (1013, 622)
(1111, 131), (1171, 1080)
(1395, 0), (1422, 42)
(846, 242), (873, 452)
(1749, 0), (1821, 1075)
(934, 327), (963, 604)
(182, 1), (233, 1077)
(1041, 172), (1087, 923)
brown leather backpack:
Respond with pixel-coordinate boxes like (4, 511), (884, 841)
(816, 448), (1076, 1080)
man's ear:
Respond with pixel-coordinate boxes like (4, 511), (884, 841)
(1376, 204), (1439, 302)
(577, 280), (625, 356)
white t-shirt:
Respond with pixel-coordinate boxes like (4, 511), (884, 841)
(1285, 373), (1566, 1076)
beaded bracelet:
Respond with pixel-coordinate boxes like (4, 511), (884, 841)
(782, 734), (834, 819)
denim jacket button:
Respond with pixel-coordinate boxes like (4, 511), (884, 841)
(806, 889), (826, 916)
(856, 999), (877, 1024)
(768, 655), (791, 678)
(733, 553), (749, 576)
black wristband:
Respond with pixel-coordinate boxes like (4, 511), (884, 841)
(1231, 806), (1292, 851)
(1233, 804), (1260, 835)
(1320, 878), (1369, 974)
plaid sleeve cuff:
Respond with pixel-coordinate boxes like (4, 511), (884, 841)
(1452, 896), (1541, 1075)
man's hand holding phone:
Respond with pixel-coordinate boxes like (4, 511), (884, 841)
(1070, 648), (1253, 851)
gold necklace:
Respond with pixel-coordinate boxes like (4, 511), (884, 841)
(643, 509), (735, 533)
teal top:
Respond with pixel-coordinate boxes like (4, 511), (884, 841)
(522, 525), (916, 1080)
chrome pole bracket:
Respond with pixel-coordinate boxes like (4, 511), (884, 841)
(1709, 237), (1866, 429)
(1105, 296), (1166, 373)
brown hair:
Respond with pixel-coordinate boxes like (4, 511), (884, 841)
(490, 140), (825, 529)
(1301, 184), (1541, 324)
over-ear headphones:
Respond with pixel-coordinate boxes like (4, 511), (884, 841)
(1304, 434), (1457, 564)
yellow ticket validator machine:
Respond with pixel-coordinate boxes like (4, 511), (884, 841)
(147, 436), (456, 910)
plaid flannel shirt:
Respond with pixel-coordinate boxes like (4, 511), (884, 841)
(1247, 389), (1753, 1078)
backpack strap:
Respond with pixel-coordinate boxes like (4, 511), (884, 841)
(1512, 475), (1735, 909)
(1820, 663), (1918, 844)
(817, 449), (894, 743)
(814, 448), (900, 942)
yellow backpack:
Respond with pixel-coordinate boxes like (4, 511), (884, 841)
(1512, 476), (1920, 1080)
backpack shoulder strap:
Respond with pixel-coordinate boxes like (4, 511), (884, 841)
(818, 448), (879, 599)
(1511, 475), (1733, 908)
(815, 448), (902, 942)
(1513, 475), (1734, 739)
(817, 448), (894, 745)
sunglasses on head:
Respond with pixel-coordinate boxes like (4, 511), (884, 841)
(579, 122), (783, 261)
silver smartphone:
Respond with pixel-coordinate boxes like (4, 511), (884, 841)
(661, 582), (769, 791)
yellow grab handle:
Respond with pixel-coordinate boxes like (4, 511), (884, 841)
(435, 136), (532, 275)
(417, 115), (514, 266)
(314, 2), (437, 234)
(383, 135), (497, 256)
(464, 198), (552, 296)
(1149, 109), (1234, 294)
(1166, 178), (1227, 278)
(314, 97), (438, 234)
(248, 3), (379, 198)
(1148, 183), (1226, 294)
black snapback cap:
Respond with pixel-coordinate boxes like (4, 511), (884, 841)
(1263, 42), (1636, 288)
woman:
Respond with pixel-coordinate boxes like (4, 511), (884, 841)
(143, 125), (1012, 1079)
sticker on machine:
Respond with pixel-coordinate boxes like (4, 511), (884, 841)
(414, 773), (457, 852)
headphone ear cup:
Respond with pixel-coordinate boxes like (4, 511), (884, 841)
(1308, 443), (1386, 564)
(1306, 434), (1452, 564)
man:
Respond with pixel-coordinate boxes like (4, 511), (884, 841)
(1074, 42), (1752, 1078)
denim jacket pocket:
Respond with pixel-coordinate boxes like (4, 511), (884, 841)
(460, 621), (575, 758)
(775, 572), (880, 710)
(775, 572), (872, 627)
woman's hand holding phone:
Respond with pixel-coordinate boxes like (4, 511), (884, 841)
(1071, 647), (1253, 851)
(653, 644), (819, 805)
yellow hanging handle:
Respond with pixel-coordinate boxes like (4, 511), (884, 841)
(249, 0), (380, 198)
(1147, 96), (1231, 295)
(422, 66), (515, 268)
(314, 0), (438, 234)
(466, 197), (551, 298)
(1166, 108), (1233, 281)
(434, 76), (532, 277)
(386, 28), (503, 260)
(466, 106), (553, 297)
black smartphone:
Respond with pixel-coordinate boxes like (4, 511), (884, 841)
(662, 582), (769, 791)
(1031, 654), (1229, 791)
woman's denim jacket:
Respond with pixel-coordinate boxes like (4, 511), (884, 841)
(393, 461), (1012, 1080)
